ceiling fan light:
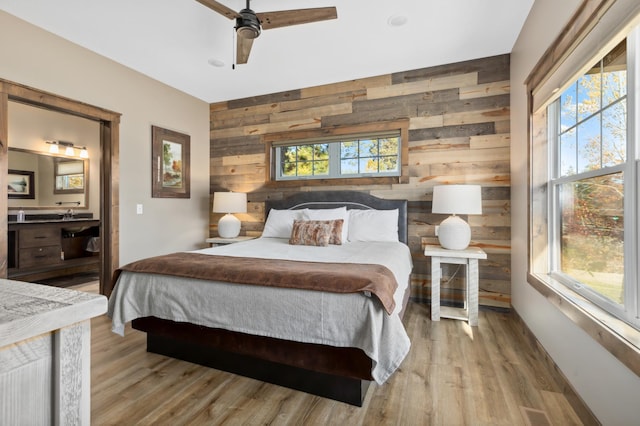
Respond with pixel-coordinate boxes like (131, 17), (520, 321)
(236, 9), (261, 39)
(237, 25), (260, 39)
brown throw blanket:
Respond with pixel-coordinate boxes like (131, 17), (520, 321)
(114, 252), (398, 314)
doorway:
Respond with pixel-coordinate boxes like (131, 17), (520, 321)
(0, 79), (120, 295)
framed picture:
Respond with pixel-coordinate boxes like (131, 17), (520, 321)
(151, 125), (191, 198)
(8, 169), (35, 199)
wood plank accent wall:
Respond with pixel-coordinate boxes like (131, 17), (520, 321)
(209, 54), (511, 309)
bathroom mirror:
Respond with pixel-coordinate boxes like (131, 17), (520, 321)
(8, 148), (89, 209)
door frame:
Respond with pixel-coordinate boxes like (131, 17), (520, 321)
(0, 79), (120, 295)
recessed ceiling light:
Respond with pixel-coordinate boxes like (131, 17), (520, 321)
(208, 58), (226, 68)
(387, 15), (408, 27)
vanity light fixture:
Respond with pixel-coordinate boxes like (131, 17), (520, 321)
(45, 140), (89, 158)
(47, 140), (60, 154)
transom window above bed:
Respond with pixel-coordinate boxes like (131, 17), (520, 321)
(273, 132), (401, 181)
(264, 120), (409, 185)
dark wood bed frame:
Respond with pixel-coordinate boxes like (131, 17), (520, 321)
(132, 191), (409, 406)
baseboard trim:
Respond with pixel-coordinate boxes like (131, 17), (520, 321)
(510, 307), (600, 426)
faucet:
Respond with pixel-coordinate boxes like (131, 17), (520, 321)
(63, 209), (74, 220)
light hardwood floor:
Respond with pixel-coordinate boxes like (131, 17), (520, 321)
(86, 289), (596, 425)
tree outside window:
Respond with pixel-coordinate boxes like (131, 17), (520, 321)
(276, 134), (400, 180)
(552, 39), (627, 305)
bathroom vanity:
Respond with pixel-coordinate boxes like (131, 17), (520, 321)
(7, 218), (100, 283)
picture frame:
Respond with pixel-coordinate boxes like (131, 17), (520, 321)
(8, 169), (35, 199)
(151, 125), (190, 198)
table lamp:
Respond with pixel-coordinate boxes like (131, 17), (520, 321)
(213, 192), (247, 238)
(432, 185), (482, 250)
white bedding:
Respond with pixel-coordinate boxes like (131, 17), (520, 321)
(108, 237), (412, 384)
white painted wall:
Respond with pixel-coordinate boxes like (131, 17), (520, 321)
(0, 11), (210, 265)
(511, 1), (640, 424)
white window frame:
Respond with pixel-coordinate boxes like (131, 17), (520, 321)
(273, 132), (402, 181)
(542, 27), (640, 329)
(526, 0), (640, 379)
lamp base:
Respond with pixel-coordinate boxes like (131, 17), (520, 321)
(438, 215), (471, 250)
(218, 214), (241, 238)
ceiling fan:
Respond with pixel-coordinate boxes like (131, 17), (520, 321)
(196, 0), (337, 65)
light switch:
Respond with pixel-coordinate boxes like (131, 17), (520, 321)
(136, 204), (143, 215)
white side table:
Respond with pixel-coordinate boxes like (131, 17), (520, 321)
(206, 236), (256, 246)
(424, 245), (487, 326)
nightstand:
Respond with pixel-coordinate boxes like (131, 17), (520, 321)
(206, 236), (256, 246)
(424, 244), (487, 326)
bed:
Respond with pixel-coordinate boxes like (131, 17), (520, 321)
(108, 191), (412, 406)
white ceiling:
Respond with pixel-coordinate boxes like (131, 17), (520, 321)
(0, 0), (534, 104)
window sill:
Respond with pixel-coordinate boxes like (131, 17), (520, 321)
(528, 272), (640, 377)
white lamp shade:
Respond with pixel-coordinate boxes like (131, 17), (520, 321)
(432, 185), (482, 215)
(213, 192), (247, 214)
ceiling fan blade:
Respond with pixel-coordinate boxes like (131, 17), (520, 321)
(194, 0), (239, 20)
(257, 7), (337, 30)
(236, 36), (254, 64)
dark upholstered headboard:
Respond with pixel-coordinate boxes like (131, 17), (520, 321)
(265, 191), (408, 244)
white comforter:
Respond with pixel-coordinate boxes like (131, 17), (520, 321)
(108, 237), (412, 384)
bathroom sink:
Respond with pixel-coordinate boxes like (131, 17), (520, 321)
(62, 226), (90, 234)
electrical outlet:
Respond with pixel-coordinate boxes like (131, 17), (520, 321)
(136, 204), (143, 215)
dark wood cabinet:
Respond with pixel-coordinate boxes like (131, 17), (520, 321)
(8, 220), (100, 284)
(18, 226), (63, 268)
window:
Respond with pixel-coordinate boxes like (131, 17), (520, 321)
(540, 32), (639, 329)
(54, 158), (85, 194)
(273, 132), (401, 181)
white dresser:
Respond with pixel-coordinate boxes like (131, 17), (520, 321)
(0, 280), (107, 425)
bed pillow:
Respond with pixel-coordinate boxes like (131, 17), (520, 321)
(289, 220), (331, 247)
(292, 219), (344, 245)
(262, 208), (306, 238)
(348, 209), (399, 242)
(303, 207), (349, 243)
